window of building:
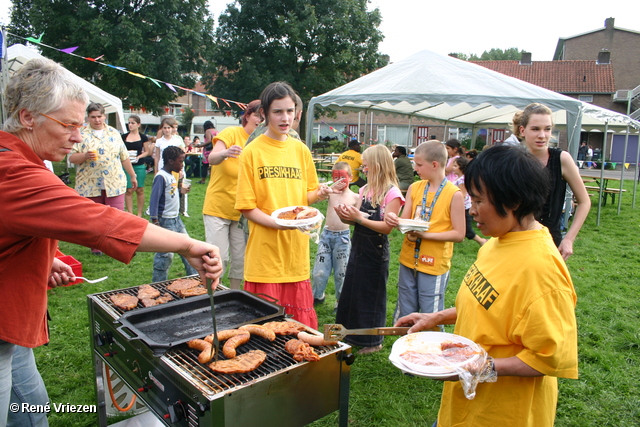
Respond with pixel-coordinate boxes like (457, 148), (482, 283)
(377, 126), (386, 144)
(578, 95), (593, 103)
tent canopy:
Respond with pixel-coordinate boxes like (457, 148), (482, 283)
(5, 44), (126, 131)
(306, 50), (639, 153)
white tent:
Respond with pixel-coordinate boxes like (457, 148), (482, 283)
(306, 50), (640, 155)
(4, 44), (126, 131)
(306, 50), (640, 220)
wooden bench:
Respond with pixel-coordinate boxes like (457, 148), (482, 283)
(584, 185), (627, 206)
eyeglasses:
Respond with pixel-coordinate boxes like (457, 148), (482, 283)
(41, 113), (83, 133)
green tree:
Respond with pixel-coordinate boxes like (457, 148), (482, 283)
(205, 0), (386, 117)
(451, 47), (524, 61)
(9, 0), (215, 113)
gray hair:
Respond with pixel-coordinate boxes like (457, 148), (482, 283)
(3, 57), (89, 133)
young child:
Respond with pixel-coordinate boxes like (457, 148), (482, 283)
(452, 156), (487, 246)
(235, 81), (334, 329)
(149, 146), (198, 282)
(312, 162), (360, 310)
(334, 145), (404, 354)
(385, 140), (465, 321)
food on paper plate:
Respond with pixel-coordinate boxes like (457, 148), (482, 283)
(137, 284), (160, 300)
(222, 333), (251, 359)
(297, 331), (338, 347)
(177, 285), (207, 298)
(209, 350), (267, 374)
(187, 338), (215, 364)
(167, 277), (200, 293)
(239, 324), (277, 342)
(400, 341), (481, 367)
(110, 293), (139, 311)
(285, 339), (320, 362)
(262, 321), (307, 336)
(277, 206), (319, 220)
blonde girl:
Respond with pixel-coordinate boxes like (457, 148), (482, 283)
(334, 144), (405, 354)
(514, 103), (591, 260)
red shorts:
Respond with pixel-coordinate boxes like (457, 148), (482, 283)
(244, 279), (318, 330)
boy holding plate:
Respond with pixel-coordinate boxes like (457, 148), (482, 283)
(385, 141), (465, 321)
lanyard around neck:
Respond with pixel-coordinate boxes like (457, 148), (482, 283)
(414, 178), (448, 273)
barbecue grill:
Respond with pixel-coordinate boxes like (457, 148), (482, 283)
(88, 277), (353, 426)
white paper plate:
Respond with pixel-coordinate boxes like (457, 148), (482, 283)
(397, 218), (430, 232)
(389, 332), (480, 378)
(271, 206), (323, 228)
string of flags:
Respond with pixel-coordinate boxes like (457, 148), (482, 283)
(12, 31), (248, 111)
(320, 121), (350, 138)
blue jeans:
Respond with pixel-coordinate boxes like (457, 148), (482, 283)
(312, 228), (351, 302)
(0, 341), (49, 427)
(152, 217), (198, 282)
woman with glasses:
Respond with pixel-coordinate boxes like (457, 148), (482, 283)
(0, 57), (223, 427)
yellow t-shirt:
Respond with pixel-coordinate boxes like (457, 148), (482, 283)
(398, 180), (459, 275)
(235, 134), (319, 282)
(337, 149), (362, 183)
(438, 228), (578, 427)
(202, 126), (250, 221)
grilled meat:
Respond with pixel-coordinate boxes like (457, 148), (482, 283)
(204, 329), (248, 344)
(140, 293), (174, 308)
(262, 321), (307, 336)
(208, 350), (267, 374)
(109, 293), (139, 311)
(285, 339), (320, 362)
(187, 339), (215, 364)
(222, 333), (251, 359)
(238, 324), (276, 341)
(177, 285), (207, 298)
(137, 284), (160, 300)
(277, 206), (304, 220)
(167, 278), (200, 293)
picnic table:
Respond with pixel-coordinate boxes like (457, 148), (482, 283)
(581, 174), (626, 206)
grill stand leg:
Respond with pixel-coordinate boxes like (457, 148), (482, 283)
(339, 358), (350, 427)
(93, 353), (109, 427)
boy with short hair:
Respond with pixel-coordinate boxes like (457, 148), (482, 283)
(385, 140), (466, 320)
(311, 162), (359, 310)
(149, 146), (198, 282)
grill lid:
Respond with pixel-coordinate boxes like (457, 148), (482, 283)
(115, 289), (285, 355)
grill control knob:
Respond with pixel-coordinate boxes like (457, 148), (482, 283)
(137, 385), (152, 392)
(167, 401), (185, 422)
(103, 351), (117, 358)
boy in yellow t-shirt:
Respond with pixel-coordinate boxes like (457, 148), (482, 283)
(385, 141), (465, 320)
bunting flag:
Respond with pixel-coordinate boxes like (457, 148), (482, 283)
(11, 31), (247, 112)
(625, 163), (630, 169)
(59, 46), (78, 54)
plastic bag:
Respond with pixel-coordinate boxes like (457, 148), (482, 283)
(450, 346), (497, 400)
(293, 212), (324, 244)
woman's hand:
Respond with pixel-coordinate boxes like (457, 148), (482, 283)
(224, 145), (243, 159)
(178, 240), (223, 286)
(333, 203), (362, 223)
(49, 257), (75, 288)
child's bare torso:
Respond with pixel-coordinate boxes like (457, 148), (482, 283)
(326, 188), (359, 231)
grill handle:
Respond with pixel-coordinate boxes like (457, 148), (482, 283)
(247, 292), (279, 304)
(115, 325), (140, 341)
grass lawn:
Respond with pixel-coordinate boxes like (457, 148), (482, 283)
(38, 163), (640, 426)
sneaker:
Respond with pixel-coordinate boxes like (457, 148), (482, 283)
(145, 207), (150, 216)
(313, 296), (325, 306)
(356, 345), (383, 355)
(182, 212), (190, 218)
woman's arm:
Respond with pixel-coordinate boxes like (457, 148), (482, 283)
(559, 151), (591, 260)
(138, 138), (150, 160)
(494, 357), (544, 377)
(395, 307), (457, 333)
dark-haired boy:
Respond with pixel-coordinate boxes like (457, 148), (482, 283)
(149, 146), (197, 281)
(386, 140), (465, 321)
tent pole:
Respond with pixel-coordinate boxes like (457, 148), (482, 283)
(357, 112), (361, 144)
(305, 98), (316, 148)
(363, 110), (368, 144)
(596, 122), (610, 226)
(617, 126), (630, 214)
(633, 128), (640, 209)
(407, 115), (413, 148)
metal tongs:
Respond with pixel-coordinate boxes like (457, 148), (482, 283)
(207, 278), (219, 362)
(323, 324), (412, 341)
